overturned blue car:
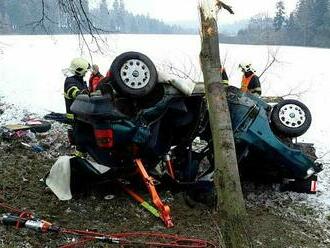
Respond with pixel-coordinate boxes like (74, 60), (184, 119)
(68, 52), (322, 203)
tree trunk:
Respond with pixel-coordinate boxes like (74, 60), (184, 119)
(198, 1), (251, 247)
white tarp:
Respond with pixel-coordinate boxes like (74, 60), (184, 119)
(45, 156), (110, 201)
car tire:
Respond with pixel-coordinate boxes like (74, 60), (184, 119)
(110, 51), (157, 98)
(271, 99), (312, 137)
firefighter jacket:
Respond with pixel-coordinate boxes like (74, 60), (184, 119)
(241, 72), (262, 96)
(64, 75), (88, 114)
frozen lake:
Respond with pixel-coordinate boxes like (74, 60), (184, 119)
(0, 34), (329, 148)
(0, 34), (329, 212)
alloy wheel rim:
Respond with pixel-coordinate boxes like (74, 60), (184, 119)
(279, 104), (306, 128)
(120, 59), (150, 89)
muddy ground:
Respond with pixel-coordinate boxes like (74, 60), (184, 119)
(0, 121), (329, 247)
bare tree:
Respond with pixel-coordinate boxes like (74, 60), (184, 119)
(259, 47), (281, 79)
(158, 56), (201, 83)
(280, 85), (309, 98)
(258, 47), (311, 99)
(199, 1), (251, 247)
(30, 0), (112, 58)
(28, 0), (56, 34)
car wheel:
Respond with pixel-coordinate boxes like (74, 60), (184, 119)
(271, 99), (312, 137)
(110, 51), (157, 98)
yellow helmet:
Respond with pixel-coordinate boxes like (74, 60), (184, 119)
(69, 58), (91, 77)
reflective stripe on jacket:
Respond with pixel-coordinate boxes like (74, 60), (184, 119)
(64, 86), (80, 99)
(250, 87), (262, 95)
(64, 75), (88, 114)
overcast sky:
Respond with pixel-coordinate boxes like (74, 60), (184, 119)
(92, 0), (298, 24)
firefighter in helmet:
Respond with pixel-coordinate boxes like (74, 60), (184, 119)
(239, 62), (262, 96)
(64, 58), (91, 118)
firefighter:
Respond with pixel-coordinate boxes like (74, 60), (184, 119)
(64, 58), (91, 118)
(89, 64), (104, 92)
(239, 62), (262, 96)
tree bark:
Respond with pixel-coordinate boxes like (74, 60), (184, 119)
(199, 1), (251, 247)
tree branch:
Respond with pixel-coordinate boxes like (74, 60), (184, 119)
(259, 47), (280, 78)
(216, 1), (234, 14)
(25, 0), (113, 56)
(158, 56), (200, 83)
(25, 0), (57, 34)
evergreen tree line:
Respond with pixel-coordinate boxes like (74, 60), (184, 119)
(222, 0), (330, 48)
(91, 0), (189, 34)
(0, 0), (190, 35)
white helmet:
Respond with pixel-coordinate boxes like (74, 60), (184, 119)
(69, 58), (91, 77)
(239, 62), (255, 73)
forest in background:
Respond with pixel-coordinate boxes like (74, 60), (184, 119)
(223, 0), (330, 48)
(0, 0), (330, 48)
(0, 0), (190, 35)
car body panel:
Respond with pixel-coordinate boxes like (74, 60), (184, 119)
(70, 83), (321, 181)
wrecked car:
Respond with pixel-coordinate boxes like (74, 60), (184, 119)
(68, 51), (322, 205)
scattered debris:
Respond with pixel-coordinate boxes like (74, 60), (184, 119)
(0, 202), (217, 248)
(21, 142), (45, 153)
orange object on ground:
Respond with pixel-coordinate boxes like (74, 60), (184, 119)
(120, 183), (161, 218)
(0, 201), (216, 247)
(134, 159), (174, 228)
(164, 154), (175, 179)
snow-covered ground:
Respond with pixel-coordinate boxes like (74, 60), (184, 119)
(0, 34), (329, 218)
